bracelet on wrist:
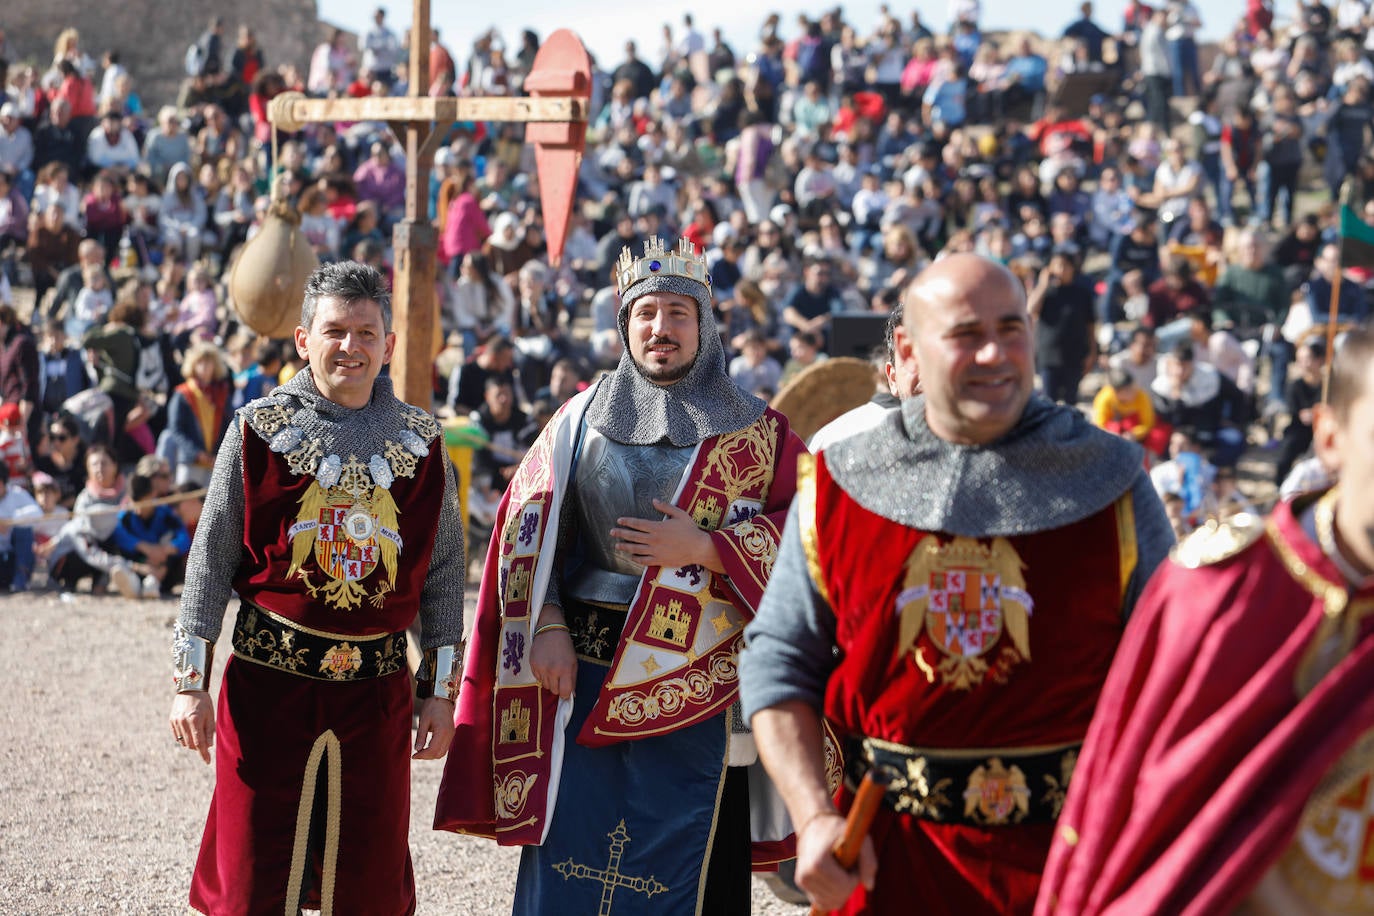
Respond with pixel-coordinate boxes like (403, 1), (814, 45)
(533, 622), (570, 638)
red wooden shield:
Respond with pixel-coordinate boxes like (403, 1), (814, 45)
(524, 30), (592, 267)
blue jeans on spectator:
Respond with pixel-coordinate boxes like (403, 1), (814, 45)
(1168, 37), (1200, 97)
(0, 526), (35, 591)
(1257, 161), (1300, 227)
(1218, 170), (1257, 225)
(1268, 337), (1294, 408)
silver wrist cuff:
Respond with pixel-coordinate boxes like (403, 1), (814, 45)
(422, 644), (463, 701)
(435, 643), (463, 701)
(172, 623), (213, 694)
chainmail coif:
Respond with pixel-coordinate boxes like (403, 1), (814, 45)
(823, 394), (1144, 536)
(583, 272), (766, 446)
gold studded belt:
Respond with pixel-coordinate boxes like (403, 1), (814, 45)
(231, 603), (408, 682)
(846, 736), (1080, 827)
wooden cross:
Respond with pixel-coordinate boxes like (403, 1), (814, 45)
(268, 0), (591, 408)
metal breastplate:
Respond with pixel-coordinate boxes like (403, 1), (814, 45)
(564, 427), (694, 604)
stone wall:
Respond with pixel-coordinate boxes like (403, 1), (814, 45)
(4, 0), (336, 109)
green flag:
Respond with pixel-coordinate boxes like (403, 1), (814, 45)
(1339, 204), (1374, 269)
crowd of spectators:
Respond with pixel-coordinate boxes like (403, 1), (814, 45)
(1, 0), (1372, 588)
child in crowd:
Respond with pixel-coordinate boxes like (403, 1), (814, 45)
(67, 263), (113, 339)
(0, 463), (40, 590)
(779, 330), (828, 386)
(0, 402), (32, 481)
(171, 263), (218, 346)
(113, 469), (190, 599)
(1091, 366), (1163, 456)
(729, 329), (783, 396)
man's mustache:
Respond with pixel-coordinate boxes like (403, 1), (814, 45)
(646, 336), (681, 348)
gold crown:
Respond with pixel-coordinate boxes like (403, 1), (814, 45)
(616, 237), (711, 299)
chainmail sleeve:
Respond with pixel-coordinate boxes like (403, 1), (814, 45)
(418, 447), (467, 649)
(175, 417), (247, 642)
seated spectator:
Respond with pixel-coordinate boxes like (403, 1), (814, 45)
(1213, 229), (1287, 335)
(1093, 366), (1162, 454)
(352, 141), (405, 226)
(468, 375), (527, 527)
(1165, 195), (1224, 286)
(68, 263), (113, 340)
(533, 357), (584, 408)
(1187, 310), (1255, 395)
(1276, 337), (1324, 485)
(298, 185), (341, 262)
(0, 461), (39, 590)
(1151, 342), (1248, 466)
(84, 110), (139, 179)
(0, 171), (28, 272)
(157, 343), (231, 487)
(1146, 258), (1210, 331)
(113, 467), (190, 598)
(39, 444), (139, 596)
(80, 171), (126, 265)
(482, 211), (537, 282)
(170, 263), (219, 346)
(782, 256), (845, 349)
(33, 415), (87, 509)
(231, 338), (284, 411)
(159, 163), (207, 264)
(729, 329), (783, 396)
(779, 330), (828, 387)
(1149, 427), (1217, 534)
(37, 324), (90, 422)
(141, 106), (192, 187)
(0, 400), (31, 482)
(447, 251), (516, 352)
(1303, 242), (1368, 325)
(26, 203), (81, 307)
(447, 336), (516, 416)
(28, 475), (70, 576)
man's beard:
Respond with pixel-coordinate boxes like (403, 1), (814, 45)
(633, 336), (695, 384)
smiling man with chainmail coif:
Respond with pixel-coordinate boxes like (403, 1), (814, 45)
(168, 261), (466, 915)
(436, 237), (812, 916)
(740, 253), (1175, 915)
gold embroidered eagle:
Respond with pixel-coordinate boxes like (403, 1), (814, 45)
(897, 536), (1032, 690)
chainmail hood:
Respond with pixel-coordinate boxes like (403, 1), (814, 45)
(823, 394), (1144, 536)
(583, 272), (766, 446)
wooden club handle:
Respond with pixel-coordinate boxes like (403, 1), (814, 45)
(807, 767), (891, 916)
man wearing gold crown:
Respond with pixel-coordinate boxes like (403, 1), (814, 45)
(740, 253), (1175, 915)
(167, 261), (466, 915)
(1036, 324), (1374, 914)
(436, 237), (814, 914)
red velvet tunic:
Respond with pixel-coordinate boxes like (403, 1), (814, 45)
(190, 423), (450, 916)
(809, 451), (1133, 915)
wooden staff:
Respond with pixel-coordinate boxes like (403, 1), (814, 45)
(808, 767), (893, 916)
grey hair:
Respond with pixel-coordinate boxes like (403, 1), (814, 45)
(300, 261), (393, 333)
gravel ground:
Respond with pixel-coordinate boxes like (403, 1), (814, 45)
(0, 591), (805, 915)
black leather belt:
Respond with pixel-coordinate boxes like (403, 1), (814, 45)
(232, 603), (407, 682)
(563, 598), (628, 664)
(846, 735), (1080, 826)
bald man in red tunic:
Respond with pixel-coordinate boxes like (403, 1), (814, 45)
(739, 255), (1174, 914)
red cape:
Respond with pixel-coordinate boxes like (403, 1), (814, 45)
(1037, 496), (1374, 915)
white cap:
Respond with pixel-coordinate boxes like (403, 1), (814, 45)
(769, 203), (794, 225)
(0, 103), (18, 119)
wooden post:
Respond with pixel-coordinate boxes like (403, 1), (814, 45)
(388, 0), (438, 410)
(267, 25), (589, 411)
